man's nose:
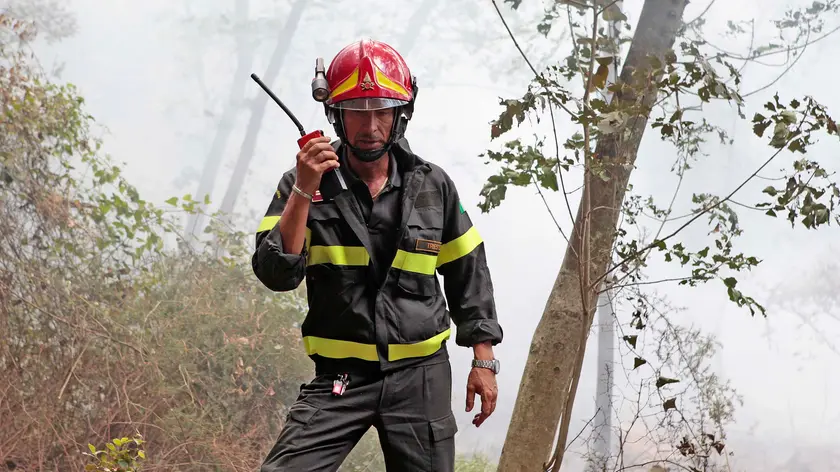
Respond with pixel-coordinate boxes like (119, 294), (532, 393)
(360, 112), (378, 131)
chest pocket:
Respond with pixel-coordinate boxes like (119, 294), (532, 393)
(395, 204), (443, 298)
(307, 203), (369, 267)
(406, 205), (443, 243)
(307, 203), (344, 247)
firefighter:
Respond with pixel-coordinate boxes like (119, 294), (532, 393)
(252, 38), (504, 472)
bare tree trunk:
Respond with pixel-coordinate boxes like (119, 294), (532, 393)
(497, 1), (688, 471)
(395, 0), (439, 57)
(214, 0), (439, 225)
(185, 0), (253, 239)
(213, 0), (308, 231)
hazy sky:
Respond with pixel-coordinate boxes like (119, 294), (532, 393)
(27, 0), (840, 469)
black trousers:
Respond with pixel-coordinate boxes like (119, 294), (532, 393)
(259, 359), (458, 472)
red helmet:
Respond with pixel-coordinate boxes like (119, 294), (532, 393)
(321, 38), (418, 161)
(325, 38), (415, 111)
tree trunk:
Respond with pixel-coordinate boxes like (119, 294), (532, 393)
(497, 1), (688, 470)
(185, 0), (253, 239)
(214, 0), (438, 224)
(213, 0), (309, 229)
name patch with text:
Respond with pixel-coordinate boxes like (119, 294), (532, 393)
(415, 238), (442, 254)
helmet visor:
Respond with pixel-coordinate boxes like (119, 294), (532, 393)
(332, 97), (408, 111)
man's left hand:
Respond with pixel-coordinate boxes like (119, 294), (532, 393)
(465, 366), (497, 427)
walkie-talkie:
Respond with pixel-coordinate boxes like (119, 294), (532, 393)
(250, 72), (347, 201)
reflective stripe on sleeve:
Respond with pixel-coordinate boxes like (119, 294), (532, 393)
(437, 226), (482, 266)
(255, 216), (312, 252)
(257, 215), (280, 233)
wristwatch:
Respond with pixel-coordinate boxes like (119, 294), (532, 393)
(472, 359), (500, 375)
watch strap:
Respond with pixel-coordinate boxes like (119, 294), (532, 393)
(472, 359), (499, 374)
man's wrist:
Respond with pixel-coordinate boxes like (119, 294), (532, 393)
(471, 358), (500, 375)
(472, 341), (494, 361)
(292, 182), (315, 200)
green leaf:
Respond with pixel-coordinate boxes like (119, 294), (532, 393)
(595, 56), (613, 67)
(753, 120), (771, 137)
(622, 335), (637, 349)
(538, 171), (559, 192)
(780, 110), (797, 124)
(633, 357), (647, 369)
(723, 277), (737, 288)
(164, 196), (178, 206)
(655, 376), (680, 388)
(602, 5), (627, 22)
(88, 444), (97, 454)
(762, 186), (778, 196)
(788, 138), (805, 153)
(771, 121), (790, 146)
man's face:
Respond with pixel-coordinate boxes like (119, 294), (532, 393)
(342, 108), (395, 151)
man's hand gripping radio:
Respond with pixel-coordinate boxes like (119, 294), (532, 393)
(250, 59), (346, 200)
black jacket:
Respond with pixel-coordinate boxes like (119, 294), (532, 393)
(252, 140), (503, 373)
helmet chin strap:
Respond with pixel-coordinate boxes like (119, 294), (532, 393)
(346, 140), (392, 162)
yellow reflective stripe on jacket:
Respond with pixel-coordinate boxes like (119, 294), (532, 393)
(302, 336), (378, 362)
(302, 328), (452, 362)
(256, 216), (312, 252)
(391, 249), (437, 275)
(257, 215), (280, 233)
(258, 218), (482, 269)
(388, 328), (451, 361)
(437, 226), (482, 266)
(308, 245), (370, 266)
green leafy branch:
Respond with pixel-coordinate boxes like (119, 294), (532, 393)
(752, 94), (840, 227)
(597, 94), (838, 318)
(84, 434), (146, 472)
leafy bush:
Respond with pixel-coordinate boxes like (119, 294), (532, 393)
(84, 435), (147, 472)
(0, 13), (309, 470)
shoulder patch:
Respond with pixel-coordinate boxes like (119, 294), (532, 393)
(415, 190), (442, 208)
(458, 201), (465, 214)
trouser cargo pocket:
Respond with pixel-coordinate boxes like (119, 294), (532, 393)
(429, 412), (458, 471)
